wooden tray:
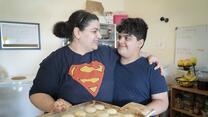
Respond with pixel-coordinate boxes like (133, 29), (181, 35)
(38, 101), (154, 117)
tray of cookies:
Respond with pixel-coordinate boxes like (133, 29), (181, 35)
(38, 101), (154, 117)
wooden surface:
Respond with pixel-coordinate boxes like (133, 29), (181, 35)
(170, 84), (208, 117)
(171, 85), (208, 96)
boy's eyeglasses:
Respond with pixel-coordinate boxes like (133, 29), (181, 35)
(117, 33), (136, 41)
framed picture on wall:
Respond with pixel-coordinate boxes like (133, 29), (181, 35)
(0, 21), (41, 49)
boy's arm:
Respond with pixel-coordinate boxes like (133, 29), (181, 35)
(146, 92), (169, 116)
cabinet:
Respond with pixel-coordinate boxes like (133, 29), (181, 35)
(99, 23), (116, 48)
(0, 79), (42, 117)
(170, 85), (208, 117)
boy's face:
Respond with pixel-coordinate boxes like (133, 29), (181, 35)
(117, 33), (143, 59)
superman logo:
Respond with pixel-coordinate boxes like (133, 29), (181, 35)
(68, 61), (105, 97)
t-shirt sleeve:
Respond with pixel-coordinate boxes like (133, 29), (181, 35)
(29, 54), (60, 99)
(149, 64), (168, 95)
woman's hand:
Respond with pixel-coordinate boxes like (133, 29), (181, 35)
(145, 54), (164, 76)
(50, 98), (72, 113)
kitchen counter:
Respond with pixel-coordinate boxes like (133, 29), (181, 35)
(0, 75), (43, 117)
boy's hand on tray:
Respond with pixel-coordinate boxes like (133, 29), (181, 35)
(120, 102), (155, 116)
(50, 98), (72, 113)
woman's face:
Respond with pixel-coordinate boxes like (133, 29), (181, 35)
(79, 20), (101, 52)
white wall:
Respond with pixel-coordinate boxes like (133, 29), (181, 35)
(0, 0), (124, 77)
(1, 0), (208, 77)
(124, 0), (208, 65)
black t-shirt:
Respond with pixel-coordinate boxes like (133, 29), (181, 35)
(114, 57), (168, 107)
(30, 45), (118, 105)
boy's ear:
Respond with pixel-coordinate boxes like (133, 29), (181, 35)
(138, 39), (144, 48)
(73, 27), (81, 39)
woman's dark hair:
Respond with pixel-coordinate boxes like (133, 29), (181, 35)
(53, 10), (99, 42)
(117, 18), (148, 41)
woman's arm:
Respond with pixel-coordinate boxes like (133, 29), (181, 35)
(30, 93), (72, 113)
(30, 93), (55, 112)
(146, 92), (169, 116)
(141, 52), (164, 75)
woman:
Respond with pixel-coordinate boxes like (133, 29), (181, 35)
(29, 10), (160, 113)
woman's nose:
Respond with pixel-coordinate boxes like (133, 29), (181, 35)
(97, 31), (102, 39)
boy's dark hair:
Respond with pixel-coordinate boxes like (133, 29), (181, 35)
(117, 18), (148, 41)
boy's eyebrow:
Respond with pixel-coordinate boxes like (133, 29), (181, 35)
(117, 33), (131, 37)
(117, 33), (129, 35)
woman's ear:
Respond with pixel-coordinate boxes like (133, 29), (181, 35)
(73, 27), (81, 39)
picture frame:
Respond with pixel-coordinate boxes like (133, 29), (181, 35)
(0, 21), (41, 49)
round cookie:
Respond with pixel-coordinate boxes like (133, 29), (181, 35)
(74, 110), (86, 117)
(61, 113), (75, 117)
(106, 108), (117, 115)
(94, 104), (105, 110)
(85, 106), (97, 113)
(123, 114), (135, 117)
(97, 112), (109, 117)
(110, 115), (120, 117)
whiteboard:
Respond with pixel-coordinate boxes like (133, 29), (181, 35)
(175, 25), (208, 68)
(0, 21), (40, 49)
